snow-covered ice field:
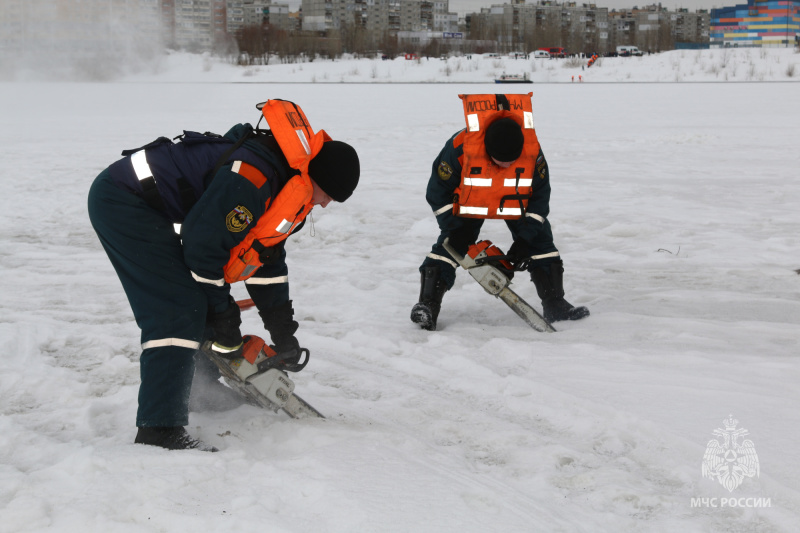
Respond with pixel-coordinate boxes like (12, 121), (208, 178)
(1, 50), (799, 532)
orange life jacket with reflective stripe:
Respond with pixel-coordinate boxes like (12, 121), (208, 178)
(223, 100), (330, 283)
(453, 93), (541, 219)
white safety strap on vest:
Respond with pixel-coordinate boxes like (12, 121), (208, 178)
(523, 111), (534, 129)
(191, 271), (226, 287)
(244, 275), (289, 285)
(295, 130), (311, 155)
(433, 204), (453, 217)
(497, 207), (522, 217)
(467, 114), (480, 132)
(276, 219), (293, 234)
(142, 338), (201, 351)
(504, 178), (533, 187)
(458, 206), (489, 216)
(530, 251), (560, 261)
(131, 150), (154, 182)
(463, 177), (491, 187)
(427, 252), (458, 269)
(463, 178), (531, 188)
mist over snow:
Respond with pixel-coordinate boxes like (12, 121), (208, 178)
(104, 47), (800, 84)
(3, 46), (800, 83)
(1, 49), (799, 532)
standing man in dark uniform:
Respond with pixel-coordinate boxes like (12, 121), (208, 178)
(411, 93), (589, 331)
(88, 100), (359, 451)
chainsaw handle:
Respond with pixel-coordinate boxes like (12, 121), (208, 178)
(258, 347), (311, 373)
(474, 254), (529, 272)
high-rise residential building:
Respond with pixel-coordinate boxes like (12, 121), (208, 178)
(303, 0), (455, 34)
(227, 1), (293, 34)
(671, 9), (710, 44)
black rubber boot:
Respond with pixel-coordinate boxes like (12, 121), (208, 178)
(410, 266), (448, 331)
(134, 426), (218, 452)
(530, 260), (590, 322)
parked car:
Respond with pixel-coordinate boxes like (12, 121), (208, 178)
(533, 50), (551, 59)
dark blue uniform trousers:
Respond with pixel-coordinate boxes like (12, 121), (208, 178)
(88, 170), (206, 428)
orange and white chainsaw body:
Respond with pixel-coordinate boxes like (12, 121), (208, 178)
(201, 335), (324, 418)
(460, 240), (511, 296)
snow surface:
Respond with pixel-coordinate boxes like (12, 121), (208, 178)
(1, 50), (799, 532)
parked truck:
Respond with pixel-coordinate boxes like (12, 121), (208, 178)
(616, 46), (643, 57)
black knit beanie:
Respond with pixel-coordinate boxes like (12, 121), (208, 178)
(484, 118), (524, 162)
(308, 141), (360, 202)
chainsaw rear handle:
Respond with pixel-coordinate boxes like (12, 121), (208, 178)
(241, 334), (310, 373)
(473, 253), (528, 270)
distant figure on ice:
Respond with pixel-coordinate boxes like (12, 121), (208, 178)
(88, 100), (359, 451)
(411, 93), (589, 331)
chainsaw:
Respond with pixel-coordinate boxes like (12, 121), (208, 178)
(201, 334), (324, 419)
(443, 238), (556, 333)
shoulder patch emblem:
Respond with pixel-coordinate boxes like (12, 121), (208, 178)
(438, 161), (454, 181)
(536, 154), (547, 179)
(226, 205), (253, 232)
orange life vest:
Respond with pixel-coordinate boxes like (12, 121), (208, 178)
(223, 99), (330, 283)
(453, 93), (541, 219)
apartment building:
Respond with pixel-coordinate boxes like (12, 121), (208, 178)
(226, 1), (293, 34)
(466, 2), (609, 54)
(303, 0), (455, 34)
(672, 9), (710, 43)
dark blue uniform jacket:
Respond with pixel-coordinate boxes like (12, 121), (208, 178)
(107, 123), (298, 314)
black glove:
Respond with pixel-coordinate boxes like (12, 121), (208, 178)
(208, 296), (243, 357)
(254, 241), (285, 266)
(258, 300), (307, 371)
(507, 240), (532, 273)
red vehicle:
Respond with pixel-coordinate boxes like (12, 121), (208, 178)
(539, 47), (567, 58)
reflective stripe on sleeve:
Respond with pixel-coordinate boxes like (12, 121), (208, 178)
(142, 338), (201, 350)
(191, 271), (226, 287)
(244, 275), (289, 285)
(526, 213), (545, 223)
(530, 251), (560, 261)
(433, 204), (453, 216)
(426, 253), (458, 269)
(211, 343), (241, 354)
(503, 178), (533, 187)
(463, 177), (491, 187)
(458, 206), (489, 216)
(131, 150), (154, 181)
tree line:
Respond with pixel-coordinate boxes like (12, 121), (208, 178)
(230, 20), (678, 64)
